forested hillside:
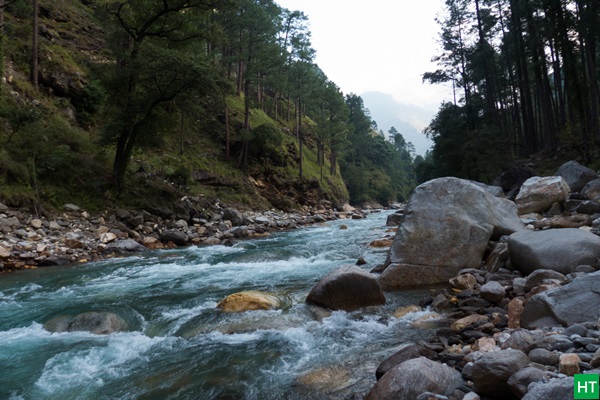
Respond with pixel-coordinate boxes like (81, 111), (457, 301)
(419, 0), (600, 183)
(0, 0), (416, 212)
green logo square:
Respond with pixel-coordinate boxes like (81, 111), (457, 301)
(575, 374), (600, 399)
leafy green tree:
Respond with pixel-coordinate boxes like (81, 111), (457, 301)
(101, 0), (220, 193)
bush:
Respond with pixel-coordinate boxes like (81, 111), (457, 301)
(250, 123), (283, 158)
(76, 80), (107, 125)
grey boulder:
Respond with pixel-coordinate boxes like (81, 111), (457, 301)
(471, 349), (530, 399)
(521, 271), (600, 328)
(508, 228), (600, 275)
(366, 357), (464, 400)
(306, 265), (385, 311)
(555, 160), (598, 193)
(522, 377), (574, 400)
(379, 178), (523, 289)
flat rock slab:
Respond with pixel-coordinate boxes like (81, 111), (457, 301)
(508, 228), (600, 275)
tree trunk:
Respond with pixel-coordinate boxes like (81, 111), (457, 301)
(225, 102), (230, 161)
(31, 0), (39, 87)
(0, 0), (5, 76)
(297, 99), (303, 180)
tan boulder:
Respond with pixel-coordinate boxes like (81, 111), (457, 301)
(515, 176), (570, 214)
(217, 291), (282, 312)
(559, 353), (581, 376)
(451, 314), (488, 331)
(449, 274), (478, 290)
(508, 298), (524, 329)
(369, 239), (392, 248)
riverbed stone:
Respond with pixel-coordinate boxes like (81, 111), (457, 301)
(506, 366), (548, 398)
(521, 271), (600, 328)
(528, 348), (560, 366)
(471, 349), (530, 399)
(508, 228), (600, 275)
(522, 377), (574, 400)
(479, 281), (505, 303)
(449, 274), (478, 290)
(160, 229), (189, 246)
(366, 357), (464, 400)
(559, 353), (581, 376)
(103, 239), (148, 255)
(525, 269), (567, 291)
(379, 178), (523, 289)
(515, 176), (570, 214)
(306, 265), (385, 311)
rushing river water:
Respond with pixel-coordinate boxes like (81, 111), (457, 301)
(0, 211), (439, 399)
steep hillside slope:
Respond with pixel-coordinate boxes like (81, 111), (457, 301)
(0, 0), (349, 213)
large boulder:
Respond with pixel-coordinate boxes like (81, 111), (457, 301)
(515, 176), (570, 214)
(508, 228), (600, 275)
(555, 160), (599, 193)
(216, 291), (283, 312)
(306, 265), (385, 311)
(378, 178), (523, 289)
(366, 357), (464, 400)
(471, 349), (530, 400)
(521, 271), (600, 328)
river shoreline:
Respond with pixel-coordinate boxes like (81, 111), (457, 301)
(0, 200), (384, 274)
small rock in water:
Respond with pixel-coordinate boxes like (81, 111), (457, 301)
(393, 305), (421, 318)
(217, 291), (282, 312)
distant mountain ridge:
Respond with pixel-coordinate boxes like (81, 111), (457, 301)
(361, 91), (435, 156)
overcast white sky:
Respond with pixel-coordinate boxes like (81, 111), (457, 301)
(276, 0), (453, 118)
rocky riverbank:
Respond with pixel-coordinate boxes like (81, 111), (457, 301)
(363, 160), (600, 399)
(0, 197), (373, 273)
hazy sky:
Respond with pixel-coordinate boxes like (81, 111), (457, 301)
(275, 0), (453, 122)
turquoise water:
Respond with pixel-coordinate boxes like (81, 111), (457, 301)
(0, 211), (437, 399)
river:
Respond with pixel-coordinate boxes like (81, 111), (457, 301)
(0, 211), (438, 399)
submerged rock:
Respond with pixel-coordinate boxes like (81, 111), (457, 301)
(294, 366), (357, 394)
(44, 312), (129, 334)
(306, 265), (385, 311)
